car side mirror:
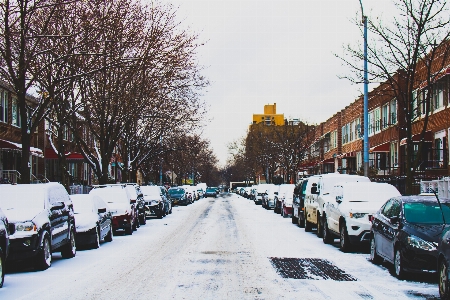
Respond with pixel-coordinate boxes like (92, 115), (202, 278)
(130, 199), (137, 204)
(51, 201), (65, 211)
(335, 197), (342, 204)
(98, 208), (107, 213)
(390, 216), (399, 224)
(311, 186), (318, 194)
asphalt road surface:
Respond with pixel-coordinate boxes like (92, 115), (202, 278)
(2, 193), (440, 299)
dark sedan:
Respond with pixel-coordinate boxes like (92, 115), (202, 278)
(204, 187), (218, 198)
(370, 195), (448, 279)
(71, 194), (113, 249)
(168, 187), (188, 205)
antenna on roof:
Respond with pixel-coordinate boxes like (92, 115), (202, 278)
(432, 188), (446, 225)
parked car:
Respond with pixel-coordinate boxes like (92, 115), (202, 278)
(182, 185), (196, 202)
(90, 187), (136, 235)
(370, 195), (448, 279)
(159, 186), (172, 215)
(141, 186), (166, 218)
(0, 207), (10, 288)
(274, 184), (295, 217)
(254, 184), (270, 205)
(322, 182), (401, 252)
(123, 184), (146, 227)
(438, 221), (450, 298)
(70, 194), (113, 249)
(168, 187), (188, 205)
(0, 183), (76, 271)
(304, 173), (370, 237)
(205, 187), (218, 198)
(262, 184), (278, 209)
(292, 179), (308, 227)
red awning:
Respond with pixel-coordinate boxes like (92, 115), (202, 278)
(400, 131), (433, 146)
(369, 142), (390, 153)
(44, 147), (84, 160)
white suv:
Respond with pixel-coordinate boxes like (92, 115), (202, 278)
(322, 182), (401, 252)
(304, 173), (370, 237)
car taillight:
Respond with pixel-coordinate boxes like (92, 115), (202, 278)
(369, 215), (374, 222)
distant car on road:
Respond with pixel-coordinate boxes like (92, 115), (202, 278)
(0, 207), (10, 288)
(168, 187), (188, 205)
(205, 187), (218, 198)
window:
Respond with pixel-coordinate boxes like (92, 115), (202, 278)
(342, 124), (350, 144)
(433, 83), (444, 111)
(381, 104), (389, 129)
(421, 89), (429, 114)
(374, 107), (381, 133)
(381, 199), (401, 218)
(411, 90), (418, 120)
(330, 130), (337, 149)
(11, 97), (21, 127)
(63, 125), (69, 141)
(390, 99), (397, 124)
(390, 142), (398, 168)
(368, 111), (374, 136)
(0, 90), (8, 123)
(349, 121), (354, 141)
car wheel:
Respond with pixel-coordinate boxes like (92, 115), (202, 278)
(339, 224), (351, 253)
(0, 248), (4, 288)
(316, 214), (323, 238)
(440, 259), (450, 299)
(135, 215), (140, 229)
(61, 228), (76, 258)
(305, 219), (312, 232)
(323, 218), (333, 244)
(370, 237), (382, 264)
(104, 225), (113, 242)
(91, 227), (100, 249)
(140, 214), (146, 225)
(125, 224), (133, 235)
(394, 248), (405, 279)
(291, 212), (298, 224)
(169, 206), (173, 214)
(298, 216), (305, 228)
(35, 234), (52, 270)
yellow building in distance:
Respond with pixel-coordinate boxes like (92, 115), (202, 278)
(252, 103), (285, 126)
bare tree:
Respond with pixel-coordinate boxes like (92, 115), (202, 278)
(339, 0), (450, 194)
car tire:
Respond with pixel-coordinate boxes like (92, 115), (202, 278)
(440, 259), (450, 299)
(125, 224), (133, 235)
(104, 225), (113, 242)
(157, 211), (163, 219)
(316, 214), (323, 238)
(298, 216), (305, 228)
(305, 219), (312, 232)
(322, 218), (333, 244)
(91, 227), (100, 249)
(135, 215), (140, 230)
(169, 206), (172, 214)
(35, 234), (52, 270)
(370, 237), (382, 264)
(140, 214), (146, 225)
(0, 248), (4, 288)
(339, 224), (351, 252)
(394, 248), (405, 279)
(61, 227), (76, 258)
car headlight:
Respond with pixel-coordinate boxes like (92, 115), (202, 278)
(16, 221), (37, 232)
(151, 200), (160, 205)
(349, 212), (366, 219)
(407, 235), (436, 251)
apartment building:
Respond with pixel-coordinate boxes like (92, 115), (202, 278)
(252, 103), (285, 126)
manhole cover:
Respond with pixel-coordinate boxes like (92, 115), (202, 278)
(269, 257), (357, 281)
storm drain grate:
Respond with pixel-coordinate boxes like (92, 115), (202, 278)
(269, 257), (357, 281)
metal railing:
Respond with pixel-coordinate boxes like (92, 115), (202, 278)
(1, 170), (21, 183)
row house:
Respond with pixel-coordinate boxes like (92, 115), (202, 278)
(300, 43), (450, 183)
(0, 81), (93, 187)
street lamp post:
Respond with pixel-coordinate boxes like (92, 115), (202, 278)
(359, 0), (369, 177)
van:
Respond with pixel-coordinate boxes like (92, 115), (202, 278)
(304, 173), (370, 236)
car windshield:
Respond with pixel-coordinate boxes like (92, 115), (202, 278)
(206, 188), (216, 192)
(404, 202), (450, 224)
(140, 186), (161, 197)
(71, 196), (95, 214)
(169, 188), (184, 195)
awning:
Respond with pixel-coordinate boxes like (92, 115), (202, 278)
(369, 142), (390, 153)
(0, 139), (43, 157)
(337, 151), (357, 159)
(44, 147), (84, 160)
(400, 131), (433, 146)
(321, 157), (335, 164)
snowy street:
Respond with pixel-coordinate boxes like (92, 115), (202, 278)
(1, 193), (440, 299)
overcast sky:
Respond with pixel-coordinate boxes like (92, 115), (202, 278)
(164, 0), (394, 166)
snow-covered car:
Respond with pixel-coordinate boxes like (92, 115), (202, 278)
(322, 182), (401, 252)
(123, 184), (146, 226)
(183, 185), (196, 202)
(304, 173), (370, 237)
(70, 194), (113, 249)
(168, 187), (188, 205)
(262, 184), (278, 209)
(159, 186), (172, 215)
(292, 179), (308, 227)
(254, 184), (270, 205)
(141, 186), (165, 218)
(0, 207), (10, 288)
(90, 187), (136, 235)
(0, 183), (76, 271)
(277, 184), (296, 218)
